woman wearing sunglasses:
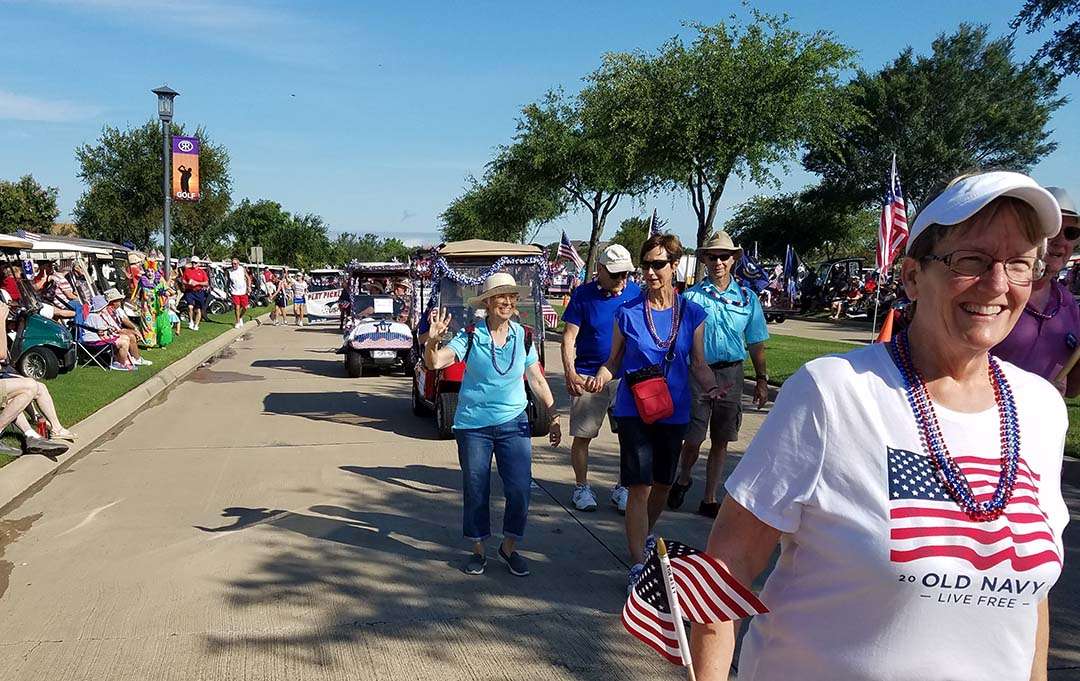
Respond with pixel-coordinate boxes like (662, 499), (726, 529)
(584, 234), (724, 592)
(993, 186), (1080, 395)
(692, 171), (1068, 681)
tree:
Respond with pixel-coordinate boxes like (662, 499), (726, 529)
(724, 192), (878, 262)
(591, 14), (855, 250)
(441, 160), (563, 243)
(1013, 0), (1080, 76)
(608, 216), (650, 265)
(217, 198), (293, 259)
(330, 232), (410, 264)
(504, 86), (652, 275)
(803, 24), (1064, 211)
(73, 120), (231, 249)
(0, 175), (59, 232)
(263, 212), (332, 269)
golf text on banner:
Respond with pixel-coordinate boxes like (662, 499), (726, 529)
(172, 135), (201, 202)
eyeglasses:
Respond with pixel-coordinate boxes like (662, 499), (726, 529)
(641, 259), (673, 272)
(923, 250), (1045, 285)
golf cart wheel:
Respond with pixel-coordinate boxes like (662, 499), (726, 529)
(345, 350), (364, 378)
(208, 300), (226, 315)
(19, 347), (59, 380)
(529, 397), (551, 438)
(435, 392), (458, 439)
(411, 378), (431, 416)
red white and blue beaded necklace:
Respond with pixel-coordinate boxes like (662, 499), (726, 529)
(887, 330), (1021, 522)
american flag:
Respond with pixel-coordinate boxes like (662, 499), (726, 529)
(541, 300), (558, 329)
(887, 447), (1061, 571)
(877, 154), (908, 273)
(649, 208), (667, 237)
(558, 230), (585, 270)
(622, 540), (768, 665)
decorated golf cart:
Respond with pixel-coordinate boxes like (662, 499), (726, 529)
(410, 239), (552, 439)
(337, 261), (413, 377)
(305, 268), (344, 321)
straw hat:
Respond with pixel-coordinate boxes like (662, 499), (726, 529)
(699, 231), (743, 256)
(467, 272), (528, 307)
(104, 288), (125, 304)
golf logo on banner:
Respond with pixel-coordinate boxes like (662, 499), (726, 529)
(172, 135), (200, 202)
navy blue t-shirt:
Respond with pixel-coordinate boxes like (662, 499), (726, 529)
(562, 280), (641, 376)
(612, 293), (707, 425)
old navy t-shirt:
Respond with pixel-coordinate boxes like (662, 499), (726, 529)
(611, 293), (706, 425)
(726, 343), (1067, 681)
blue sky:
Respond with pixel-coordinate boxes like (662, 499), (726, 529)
(2, 0), (1077, 249)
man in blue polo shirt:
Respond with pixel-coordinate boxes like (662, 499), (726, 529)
(669, 231), (769, 518)
(561, 244), (640, 513)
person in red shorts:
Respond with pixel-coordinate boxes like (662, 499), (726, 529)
(227, 256), (251, 329)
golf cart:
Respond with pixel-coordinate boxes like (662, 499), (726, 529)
(305, 268), (344, 321)
(337, 262), (412, 377)
(0, 234), (77, 379)
(410, 240), (551, 440)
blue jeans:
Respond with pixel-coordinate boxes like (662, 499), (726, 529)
(455, 411), (532, 542)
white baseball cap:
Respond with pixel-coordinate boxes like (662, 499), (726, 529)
(598, 244), (634, 273)
(908, 171), (1061, 253)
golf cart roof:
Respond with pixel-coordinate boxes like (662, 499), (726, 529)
(16, 230), (128, 256)
(346, 261), (408, 273)
(0, 233), (34, 250)
(437, 240), (541, 257)
(308, 268), (343, 274)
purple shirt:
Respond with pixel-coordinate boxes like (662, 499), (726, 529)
(992, 280), (1080, 391)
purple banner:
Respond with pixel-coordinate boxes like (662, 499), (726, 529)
(172, 136), (200, 155)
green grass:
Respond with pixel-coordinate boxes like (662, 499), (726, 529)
(1067, 398), (1080, 459)
(0, 306), (269, 469)
(745, 333), (859, 384)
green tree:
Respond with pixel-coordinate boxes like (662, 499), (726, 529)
(263, 212), (332, 269)
(608, 216), (650, 265)
(217, 198), (293, 259)
(330, 232), (410, 264)
(590, 14), (855, 250)
(441, 160), (563, 243)
(0, 175), (59, 232)
(724, 192), (878, 262)
(74, 120), (231, 249)
(1013, 0), (1080, 76)
(803, 24), (1064, 211)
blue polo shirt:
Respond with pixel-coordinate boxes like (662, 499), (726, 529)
(683, 277), (769, 364)
(612, 294), (707, 425)
(446, 320), (538, 430)
(562, 280), (641, 376)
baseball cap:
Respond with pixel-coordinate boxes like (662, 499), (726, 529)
(598, 244), (633, 273)
(907, 171), (1061, 253)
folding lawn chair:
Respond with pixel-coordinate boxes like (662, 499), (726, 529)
(73, 321), (116, 371)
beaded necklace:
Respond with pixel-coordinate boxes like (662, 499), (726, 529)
(643, 293), (681, 349)
(1024, 282), (1061, 321)
(487, 323), (518, 376)
(702, 278), (752, 307)
(888, 330), (1020, 522)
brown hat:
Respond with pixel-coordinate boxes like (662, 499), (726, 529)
(699, 231), (743, 256)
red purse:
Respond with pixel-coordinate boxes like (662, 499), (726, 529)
(627, 365), (674, 424)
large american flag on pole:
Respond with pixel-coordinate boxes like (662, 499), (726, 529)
(557, 230), (585, 270)
(887, 447), (1061, 572)
(622, 540), (768, 665)
(877, 154), (908, 273)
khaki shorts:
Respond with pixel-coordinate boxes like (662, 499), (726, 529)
(569, 378), (620, 439)
(686, 363), (743, 444)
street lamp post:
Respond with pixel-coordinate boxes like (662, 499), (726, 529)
(152, 85), (178, 279)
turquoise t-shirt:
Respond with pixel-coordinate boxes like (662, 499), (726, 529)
(446, 319), (539, 430)
(683, 277), (769, 364)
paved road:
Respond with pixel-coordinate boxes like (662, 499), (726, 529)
(767, 316), (872, 344)
(0, 322), (1077, 679)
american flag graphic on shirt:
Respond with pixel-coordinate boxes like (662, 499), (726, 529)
(887, 447), (1061, 572)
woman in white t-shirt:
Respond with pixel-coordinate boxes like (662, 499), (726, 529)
(692, 172), (1069, 681)
(291, 274), (308, 326)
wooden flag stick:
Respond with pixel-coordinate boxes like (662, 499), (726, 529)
(657, 538), (697, 681)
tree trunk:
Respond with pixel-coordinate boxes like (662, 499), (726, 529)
(689, 168), (730, 282)
(585, 207), (606, 282)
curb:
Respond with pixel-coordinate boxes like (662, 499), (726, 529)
(0, 314), (270, 515)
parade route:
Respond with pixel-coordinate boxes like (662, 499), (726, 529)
(0, 322), (1078, 680)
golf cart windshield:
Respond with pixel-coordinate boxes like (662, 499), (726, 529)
(351, 294), (405, 321)
(309, 272), (340, 291)
(437, 261), (540, 336)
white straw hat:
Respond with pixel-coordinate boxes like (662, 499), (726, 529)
(908, 171), (1062, 252)
(467, 272), (528, 307)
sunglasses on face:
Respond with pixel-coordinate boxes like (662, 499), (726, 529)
(702, 252), (735, 263)
(602, 268), (629, 280)
(1063, 226), (1080, 241)
(641, 259), (673, 272)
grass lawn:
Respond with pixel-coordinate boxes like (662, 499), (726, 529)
(1067, 399), (1080, 459)
(745, 333), (859, 384)
(0, 306), (268, 469)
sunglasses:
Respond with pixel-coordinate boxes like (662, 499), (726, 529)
(1063, 226), (1080, 241)
(607, 270), (629, 280)
(641, 259), (673, 272)
(702, 252), (735, 263)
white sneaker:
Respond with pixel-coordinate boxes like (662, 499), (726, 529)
(187, 321), (195, 331)
(193, 323), (199, 331)
(611, 485), (629, 514)
(234, 321), (243, 329)
(571, 484), (598, 512)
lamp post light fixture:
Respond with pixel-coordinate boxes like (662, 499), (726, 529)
(151, 85), (178, 278)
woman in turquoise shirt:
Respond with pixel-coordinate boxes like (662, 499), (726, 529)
(424, 273), (561, 577)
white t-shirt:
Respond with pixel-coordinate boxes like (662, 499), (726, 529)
(228, 267), (248, 295)
(292, 280), (308, 298)
(727, 343), (1068, 681)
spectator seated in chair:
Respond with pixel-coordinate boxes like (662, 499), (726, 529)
(102, 289), (151, 366)
(83, 295), (138, 371)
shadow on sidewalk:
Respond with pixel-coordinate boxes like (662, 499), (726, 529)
(262, 388), (438, 439)
(253, 357), (346, 377)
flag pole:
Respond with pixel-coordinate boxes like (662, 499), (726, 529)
(870, 288), (880, 342)
(657, 538), (697, 681)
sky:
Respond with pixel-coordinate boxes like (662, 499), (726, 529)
(2, 0), (1078, 250)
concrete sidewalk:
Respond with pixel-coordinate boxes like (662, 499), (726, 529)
(0, 321), (1077, 679)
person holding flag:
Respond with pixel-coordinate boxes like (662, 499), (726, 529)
(668, 231), (769, 518)
(691, 171), (1068, 681)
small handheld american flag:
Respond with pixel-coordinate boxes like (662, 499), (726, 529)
(558, 231), (585, 270)
(622, 539), (767, 667)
